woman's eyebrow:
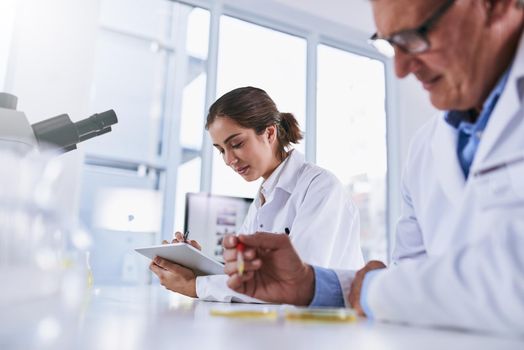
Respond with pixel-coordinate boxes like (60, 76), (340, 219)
(223, 133), (241, 145)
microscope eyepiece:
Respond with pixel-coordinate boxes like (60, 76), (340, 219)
(75, 110), (118, 142)
(31, 110), (118, 153)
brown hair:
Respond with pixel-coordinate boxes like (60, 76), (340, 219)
(206, 86), (303, 160)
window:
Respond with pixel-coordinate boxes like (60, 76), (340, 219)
(316, 44), (388, 261)
(79, 0), (211, 284)
(12, 0), (392, 284)
(211, 16), (307, 198)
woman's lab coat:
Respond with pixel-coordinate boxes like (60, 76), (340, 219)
(359, 33), (524, 334)
(196, 150), (364, 302)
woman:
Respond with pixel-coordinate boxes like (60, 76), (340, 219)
(150, 86), (363, 302)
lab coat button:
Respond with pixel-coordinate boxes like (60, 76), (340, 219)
(260, 224), (263, 228)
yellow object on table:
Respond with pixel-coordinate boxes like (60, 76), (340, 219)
(284, 307), (357, 323)
(210, 307), (278, 319)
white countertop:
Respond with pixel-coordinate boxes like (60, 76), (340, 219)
(2, 285), (523, 350)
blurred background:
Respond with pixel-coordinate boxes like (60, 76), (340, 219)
(0, 0), (437, 286)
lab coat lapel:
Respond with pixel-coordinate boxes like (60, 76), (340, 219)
(275, 150), (303, 195)
(472, 34), (524, 168)
(431, 116), (465, 205)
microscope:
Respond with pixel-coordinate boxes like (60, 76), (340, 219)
(0, 92), (118, 154)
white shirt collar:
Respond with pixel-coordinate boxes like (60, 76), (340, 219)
(254, 149), (304, 208)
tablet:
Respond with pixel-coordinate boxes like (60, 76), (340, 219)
(135, 243), (224, 276)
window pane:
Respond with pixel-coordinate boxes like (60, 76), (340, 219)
(174, 157), (201, 230)
(85, 0), (176, 162)
(317, 44), (387, 262)
(179, 8), (210, 150)
(86, 31), (167, 162)
(212, 16), (307, 197)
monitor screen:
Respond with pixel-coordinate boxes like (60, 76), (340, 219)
(184, 192), (253, 261)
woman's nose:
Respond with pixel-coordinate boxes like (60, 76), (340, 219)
(224, 150), (238, 166)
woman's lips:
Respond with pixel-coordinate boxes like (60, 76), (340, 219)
(236, 165), (249, 175)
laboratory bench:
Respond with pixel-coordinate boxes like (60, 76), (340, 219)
(2, 285), (523, 350)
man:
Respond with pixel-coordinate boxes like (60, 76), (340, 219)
(222, 0), (524, 335)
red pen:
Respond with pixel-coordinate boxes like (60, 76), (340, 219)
(236, 242), (245, 276)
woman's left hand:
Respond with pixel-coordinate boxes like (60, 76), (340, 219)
(150, 257), (197, 297)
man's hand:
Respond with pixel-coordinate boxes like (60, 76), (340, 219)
(348, 260), (386, 316)
(150, 257), (197, 298)
(222, 233), (315, 305)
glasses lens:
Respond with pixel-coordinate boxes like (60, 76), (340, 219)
(369, 38), (395, 57)
(392, 31), (429, 54)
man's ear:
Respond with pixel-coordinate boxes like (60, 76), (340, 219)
(484, 0), (514, 25)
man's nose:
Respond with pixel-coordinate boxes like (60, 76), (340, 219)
(394, 47), (421, 79)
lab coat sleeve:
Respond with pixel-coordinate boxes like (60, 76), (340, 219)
(195, 274), (267, 303)
(290, 172), (364, 270)
(365, 219), (524, 335)
(392, 150), (427, 263)
(195, 204), (266, 302)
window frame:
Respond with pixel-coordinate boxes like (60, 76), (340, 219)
(161, 0), (399, 261)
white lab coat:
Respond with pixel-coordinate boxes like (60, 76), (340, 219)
(360, 33), (524, 334)
(197, 150), (364, 302)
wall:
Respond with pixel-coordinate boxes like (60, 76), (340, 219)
(0, 0), (17, 90)
(273, 0), (375, 34)
(4, 0), (100, 123)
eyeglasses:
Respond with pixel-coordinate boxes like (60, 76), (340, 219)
(369, 0), (456, 57)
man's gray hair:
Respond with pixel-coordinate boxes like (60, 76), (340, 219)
(518, 0), (524, 8)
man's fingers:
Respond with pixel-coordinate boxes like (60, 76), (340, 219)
(224, 232), (289, 250)
(223, 248), (237, 261)
(347, 261), (386, 316)
(223, 259), (261, 275)
(348, 278), (359, 306)
(226, 273), (244, 291)
(239, 232), (291, 250)
(227, 271), (256, 290)
(367, 260), (387, 269)
(223, 247), (256, 262)
(223, 234), (238, 249)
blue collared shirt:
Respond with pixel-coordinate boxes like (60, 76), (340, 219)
(310, 266), (382, 319)
(309, 266), (345, 307)
(445, 70), (510, 178)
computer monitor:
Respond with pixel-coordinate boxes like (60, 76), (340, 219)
(184, 192), (253, 261)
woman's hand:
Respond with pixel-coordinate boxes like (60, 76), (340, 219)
(163, 231), (202, 251)
(150, 257), (197, 297)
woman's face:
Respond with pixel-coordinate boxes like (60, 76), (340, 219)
(208, 116), (279, 181)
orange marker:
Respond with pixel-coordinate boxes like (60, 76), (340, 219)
(237, 242), (245, 276)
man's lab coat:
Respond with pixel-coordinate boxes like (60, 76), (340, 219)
(363, 33), (524, 334)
